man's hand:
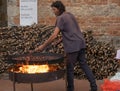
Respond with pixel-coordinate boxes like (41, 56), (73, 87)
(29, 44), (46, 54)
(29, 50), (35, 54)
(34, 44), (45, 52)
(29, 26), (60, 53)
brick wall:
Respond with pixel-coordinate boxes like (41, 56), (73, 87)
(7, 0), (120, 49)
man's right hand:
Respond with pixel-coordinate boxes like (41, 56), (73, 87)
(34, 44), (45, 52)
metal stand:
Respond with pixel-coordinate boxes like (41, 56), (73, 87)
(12, 72), (34, 91)
(31, 83), (33, 91)
(12, 67), (16, 91)
(11, 55), (65, 91)
(12, 82), (34, 91)
(13, 72), (15, 91)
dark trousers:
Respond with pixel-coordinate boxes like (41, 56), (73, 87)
(66, 49), (97, 91)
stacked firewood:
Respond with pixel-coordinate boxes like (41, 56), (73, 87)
(74, 31), (119, 80)
(0, 24), (119, 79)
(0, 24), (54, 56)
(0, 24), (55, 73)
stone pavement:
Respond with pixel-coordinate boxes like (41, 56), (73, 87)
(0, 73), (103, 91)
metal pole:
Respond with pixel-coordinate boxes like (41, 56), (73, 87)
(31, 83), (33, 91)
(13, 81), (15, 91)
(13, 68), (16, 91)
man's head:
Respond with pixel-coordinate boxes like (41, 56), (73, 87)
(51, 1), (65, 16)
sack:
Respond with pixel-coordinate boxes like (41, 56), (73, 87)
(101, 79), (120, 91)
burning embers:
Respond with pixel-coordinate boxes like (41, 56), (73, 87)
(18, 64), (49, 73)
(10, 64), (59, 74)
(10, 55), (60, 74)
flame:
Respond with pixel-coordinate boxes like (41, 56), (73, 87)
(19, 64), (49, 73)
(11, 56), (59, 74)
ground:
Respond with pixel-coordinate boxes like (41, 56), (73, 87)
(0, 73), (103, 91)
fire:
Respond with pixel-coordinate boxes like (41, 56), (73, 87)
(19, 64), (49, 73)
(10, 56), (59, 74)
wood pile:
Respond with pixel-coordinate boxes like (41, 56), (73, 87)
(74, 31), (119, 80)
(0, 24), (119, 79)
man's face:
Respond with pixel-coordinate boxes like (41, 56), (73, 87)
(52, 7), (60, 16)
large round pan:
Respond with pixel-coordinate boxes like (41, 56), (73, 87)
(9, 69), (65, 83)
(8, 52), (64, 64)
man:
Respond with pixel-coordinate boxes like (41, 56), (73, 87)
(33, 1), (97, 91)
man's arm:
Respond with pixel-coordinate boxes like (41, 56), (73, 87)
(34, 27), (60, 52)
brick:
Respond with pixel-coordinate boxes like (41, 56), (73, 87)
(90, 17), (120, 23)
(110, 0), (120, 6)
(106, 26), (120, 36)
(91, 17), (105, 23)
(107, 17), (120, 23)
(76, 17), (88, 25)
(84, 0), (108, 5)
(38, 17), (56, 25)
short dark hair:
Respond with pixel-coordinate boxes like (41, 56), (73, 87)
(51, 1), (65, 15)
